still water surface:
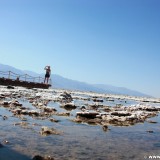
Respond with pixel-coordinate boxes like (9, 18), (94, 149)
(0, 95), (160, 160)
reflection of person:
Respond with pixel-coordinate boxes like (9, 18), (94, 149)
(44, 66), (51, 84)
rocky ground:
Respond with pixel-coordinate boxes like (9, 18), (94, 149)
(0, 85), (160, 159)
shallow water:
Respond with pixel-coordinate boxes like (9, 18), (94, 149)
(0, 92), (160, 160)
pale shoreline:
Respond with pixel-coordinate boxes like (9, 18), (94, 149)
(0, 85), (160, 160)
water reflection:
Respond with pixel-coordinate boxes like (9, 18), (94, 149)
(0, 93), (160, 160)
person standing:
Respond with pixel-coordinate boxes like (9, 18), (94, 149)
(44, 66), (51, 84)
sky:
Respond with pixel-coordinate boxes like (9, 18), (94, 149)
(0, 0), (160, 97)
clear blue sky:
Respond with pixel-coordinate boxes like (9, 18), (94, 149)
(0, 0), (160, 97)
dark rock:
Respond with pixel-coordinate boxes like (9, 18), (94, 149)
(60, 92), (73, 103)
(7, 85), (15, 89)
(80, 105), (87, 112)
(73, 117), (102, 125)
(103, 106), (112, 112)
(28, 110), (40, 116)
(50, 118), (59, 123)
(102, 125), (109, 132)
(146, 130), (154, 133)
(111, 111), (131, 117)
(44, 107), (57, 112)
(61, 103), (76, 110)
(81, 105), (86, 110)
(3, 115), (8, 120)
(3, 140), (9, 144)
(2, 101), (11, 106)
(142, 100), (150, 103)
(87, 118), (102, 125)
(12, 102), (23, 107)
(89, 104), (100, 110)
(153, 101), (160, 103)
(0, 95), (5, 99)
(12, 109), (22, 115)
(145, 108), (159, 112)
(92, 96), (98, 99)
(76, 111), (99, 119)
(32, 155), (54, 160)
(40, 126), (61, 136)
(107, 99), (114, 102)
(92, 98), (103, 102)
(146, 120), (158, 124)
(20, 110), (28, 115)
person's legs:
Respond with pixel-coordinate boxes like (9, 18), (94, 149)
(44, 74), (50, 84)
(44, 76), (47, 83)
(46, 77), (49, 84)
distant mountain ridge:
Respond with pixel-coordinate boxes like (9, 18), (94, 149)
(93, 84), (149, 97)
(0, 63), (150, 97)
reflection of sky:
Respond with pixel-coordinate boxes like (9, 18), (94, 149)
(0, 92), (160, 159)
(1, 101), (160, 160)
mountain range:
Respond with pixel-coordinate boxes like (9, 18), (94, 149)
(0, 63), (150, 97)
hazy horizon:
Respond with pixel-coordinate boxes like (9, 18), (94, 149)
(0, 63), (154, 98)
